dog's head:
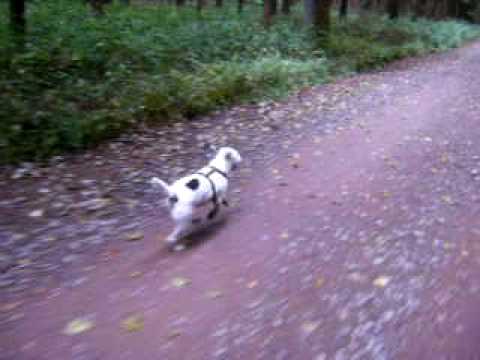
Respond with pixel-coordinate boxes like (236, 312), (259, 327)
(216, 147), (242, 172)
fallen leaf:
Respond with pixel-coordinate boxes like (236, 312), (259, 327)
(382, 191), (391, 198)
(28, 209), (44, 218)
(348, 272), (367, 283)
(17, 259), (32, 266)
(122, 315), (144, 332)
(441, 195), (454, 205)
(315, 277), (325, 288)
(206, 290), (223, 299)
(166, 330), (182, 340)
(129, 271), (142, 278)
(63, 318), (94, 335)
(246, 280), (258, 289)
(280, 231), (289, 240)
(125, 232), (143, 242)
(0, 301), (23, 312)
(301, 321), (320, 335)
(373, 276), (391, 288)
(171, 277), (191, 288)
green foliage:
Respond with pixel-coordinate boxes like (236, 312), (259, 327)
(328, 15), (480, 71)
(0, 1), (479, 163)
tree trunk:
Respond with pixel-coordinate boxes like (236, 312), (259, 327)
(304, 0), (333, 34)
(216, 0), (223, 7)
(119, 0), (130, 4)
(10, 0), (26, 45)
(386, 0), (399, 19)
(414, 0), (427, 18)
(361, 0), (372, 10)
(281, 0), (290, 14)
(238, 0), (244, 12)
(197, 0), (205, 12)
(447, 0), (458, 17)
(176, 0), (186, 7)
(339, 0), (348, 18)
(273, 0), (278, 14)
(264, 0), (278, 26)
(88, 0), (112, 15)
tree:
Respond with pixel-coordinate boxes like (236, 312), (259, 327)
(10, 0), (26, 46)
(264, 0), (277, 26)
(414, 0), (428, 18)
(339, 0), (348, 18)
(281, 0), (290, 14)
(87, 0), (112, 15)
(386, 0), (399, 19)
(447, 0), (458, 17)
(361, 0), (373, 10)
(216, 0), (223, 7)
(304, 0), (333, 33)
(238, 0), (244, 13)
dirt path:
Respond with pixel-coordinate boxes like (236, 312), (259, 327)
(2, 42), (480, 360)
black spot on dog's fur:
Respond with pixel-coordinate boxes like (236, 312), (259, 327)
(186, 179), (200, 190)
(192, 218), (202, 225)
(168, 195), (178, 205)
(221, 199), (229, 207)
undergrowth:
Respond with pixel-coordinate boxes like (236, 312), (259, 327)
(0, 1), (479, 163)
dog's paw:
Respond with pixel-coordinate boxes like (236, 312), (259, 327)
(173, 244), (186, 252)
(165, 235), (177, 244)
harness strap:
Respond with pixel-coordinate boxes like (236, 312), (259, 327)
(204, 166), (228, 180)
(195, 172), (219, 204)
(194, 166), (228, 219)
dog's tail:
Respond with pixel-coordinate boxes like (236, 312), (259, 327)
(150, 177), (178, 207)
(150, 177), (172, 195)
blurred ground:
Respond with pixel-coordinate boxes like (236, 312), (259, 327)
(2, 41), (480, 360)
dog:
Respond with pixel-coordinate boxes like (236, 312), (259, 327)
(151, 146), (242, 250)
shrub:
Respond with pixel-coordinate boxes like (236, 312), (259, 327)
(0, 1), (479, 163)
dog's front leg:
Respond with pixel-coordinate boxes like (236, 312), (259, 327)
(165, 221), (193, 248)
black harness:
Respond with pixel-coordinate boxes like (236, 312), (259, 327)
(195, 166), (228, 219)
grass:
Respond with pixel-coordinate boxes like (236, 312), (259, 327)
(0, 1), (479, 163)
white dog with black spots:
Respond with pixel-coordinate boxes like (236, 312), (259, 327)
(151, 147), (242, 250)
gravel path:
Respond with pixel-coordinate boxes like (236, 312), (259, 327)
(2, 41), (480, 360)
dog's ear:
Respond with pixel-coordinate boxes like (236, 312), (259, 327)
(203, 143), (218, 158)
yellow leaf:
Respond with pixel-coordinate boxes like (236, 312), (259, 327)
(125, 232), (143, 242)
(441, 195), (454, 205)
(129, 271), (142, 278)
(171, 277), (191, 288)
(122, 315), (144, 332)
(301, 321), (320, 334)
(246, 280), (258, 289)
(373, 276), (391, 288)
(63, 318), (94, 335)
(315, 277), (325, 288)
(280, 231), (289, 240)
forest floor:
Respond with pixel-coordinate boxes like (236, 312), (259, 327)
(2, 41), (480, 360)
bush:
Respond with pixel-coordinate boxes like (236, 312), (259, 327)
(0, 1), (479, 163)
